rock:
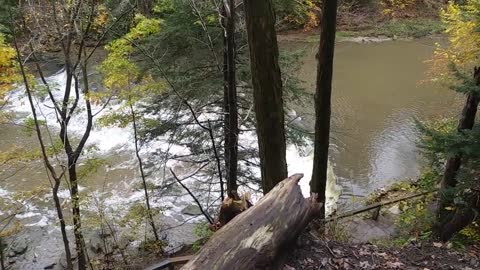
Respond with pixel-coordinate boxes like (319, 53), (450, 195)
(11, 237), (28, 256)
(171, 213), (185, 222)
(88, 236), (105, 254)
(43, 262), (56, 269)
(388, 205), (401, 215)
(117, 231), (135, 250)
(344, 36), (393, 43)
(181, 205), (202, 216)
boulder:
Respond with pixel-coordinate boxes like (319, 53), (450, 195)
(10, 236), (28, 256)
(181, 205), (202, 216)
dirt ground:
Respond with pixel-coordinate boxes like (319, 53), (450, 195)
(284, 230), (480, 270)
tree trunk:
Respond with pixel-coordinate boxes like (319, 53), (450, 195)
(436, 191), (480, 241)
(181, 174), (321, 270)
(52, 181), (74, 270)
(13, 34), (74, 270)
(244, 0), (288, 194)
(1, 237), (5, 270)
(68, 162), (87, 270)
(130, 103), (160, 241)
(223, 0), (239, 199)
(311, 0), (338, 219)
(436, 67), (480, 229)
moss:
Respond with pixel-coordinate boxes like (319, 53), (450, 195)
(191, 222), (214, 252)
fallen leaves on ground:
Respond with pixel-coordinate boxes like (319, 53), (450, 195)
(285, 233), (480, 270)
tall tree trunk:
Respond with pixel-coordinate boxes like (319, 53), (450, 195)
(130, 103), (160, 241)
(436, 196), (479, 242)
(244, 0), (288, 193)
(223, 0), (239, 199)
(13, 34), (74, 270)
(52, 181), (73, 270)
(311, 0), (338, 219)
(435, 67), (480, 239)
(68, 162), (87, 270)
(1, 237), (5, 270)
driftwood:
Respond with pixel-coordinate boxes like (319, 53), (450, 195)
(181, 174), (321, 270)
(324, 190), (435, 223)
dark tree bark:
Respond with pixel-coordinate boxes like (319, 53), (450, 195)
(0, 238), (4, 270)
(223, 0), (239, 199)
(435, 67), (480, 240)
(180, 174), (321, 270)
(244, 0), (288, 194)
(311, 0), (338, 219)
(436, 190), (480, 241)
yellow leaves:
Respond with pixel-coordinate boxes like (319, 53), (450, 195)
(129, 15), (162, 40)
(0, 220), (21, 238)
(100, 15), (165, 102)
(92, 5), (109, 32)
(153, 0), (175, 15)
(381, 0), (416, 17)
(439, 0), (480, 69)
(428, 0), (480, 82)
(0, 33), (18, 98)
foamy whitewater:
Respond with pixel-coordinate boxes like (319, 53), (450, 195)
(5, 70), (341, 228)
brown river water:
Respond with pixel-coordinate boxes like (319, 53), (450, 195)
(285, 36), (460, 202)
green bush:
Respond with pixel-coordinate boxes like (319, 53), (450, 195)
(377, 19), (444, 38)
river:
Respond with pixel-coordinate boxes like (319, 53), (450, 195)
(285, 36), (460, 208)
(0, 36), (461, 268)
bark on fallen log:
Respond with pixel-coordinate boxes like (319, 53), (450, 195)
(181, 174), (321, 270)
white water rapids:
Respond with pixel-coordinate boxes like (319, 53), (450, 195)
(3, 69), (341, 230)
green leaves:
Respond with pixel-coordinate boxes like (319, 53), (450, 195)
(153, 0), (176, 16)
(100, 15), (162, 95)
(77, 158), (108, 180)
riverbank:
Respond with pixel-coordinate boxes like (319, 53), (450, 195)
(278, 0), (444, 43)
(278, 17), (444, 44)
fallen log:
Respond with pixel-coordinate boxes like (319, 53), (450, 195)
(145, 255), (195, 270)
(181, 174), (321, 270)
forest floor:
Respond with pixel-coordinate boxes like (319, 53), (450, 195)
(284, 230), (480, 270)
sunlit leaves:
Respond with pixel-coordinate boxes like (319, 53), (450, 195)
(429, 0), (480, 81)
(100, 14), (164, 102)
(0, 33), (17, 98)
(153, 0), (176, 16)
(440, 1), (480, 68)
(381, 0), (416, 17)
(92, 4), (110, 32)
(274, 0), (319, 28)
